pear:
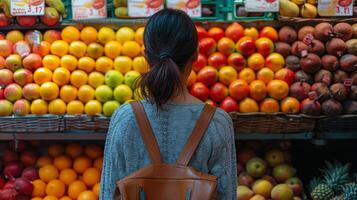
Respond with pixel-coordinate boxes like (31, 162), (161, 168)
(301, 3), (317, 18)
(237, 185), (254, 200)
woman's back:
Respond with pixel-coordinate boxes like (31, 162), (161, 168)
(100, 101), (237, 199)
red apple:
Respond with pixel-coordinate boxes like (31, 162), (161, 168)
(208, 27), (225, 41)
(238, 148), (255, 164)
(0, 13), (11, 27)
(22, 53), (42, 71)
(255, 37), (275, 57)
(238, 172), (255, 187)
(0, 40), (13, 57)
(225, 22), (245, 42)
(275, 68), (295, 86)
(20, 150), (37, 166)
(43, 30), (61, 43)
(0, 69), (13, 86)
(228, 53), (246, 71)
(193, 53), (207, 72)
(40, 7), (60, 26)
(220, 97), (239, 112)
(237, 36), (256, 57)
(208, 52), (227, 69)
(286, 177), (303, 195)
(190, 82), (209, 101)
(13, 69), (33, 86)
(197, 66), (218, 86)
(16, 16), (37, 27)
(205, 99), (217, 107)
(217, 37), (235, 56)
(199, 37), (217, 56)
(196, 25), (209, 40)
(3, 150), (18, 163)
(0, 87), (4, 99)
(210, 82), (228, 103)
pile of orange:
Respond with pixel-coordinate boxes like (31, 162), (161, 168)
(32, 143), (103, 200)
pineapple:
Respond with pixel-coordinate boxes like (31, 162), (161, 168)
(310, 161), (351, 200)
(342, 183), (357, 200)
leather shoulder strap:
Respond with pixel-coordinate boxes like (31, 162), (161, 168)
(176, 104), (216, 166)
(130, 101), (163, 164)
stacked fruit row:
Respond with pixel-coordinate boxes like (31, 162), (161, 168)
(237, 141), (304, 200)
(0, 0), (65, 27)
(0, 142), (102, 200)
(0, 25), (147, 117)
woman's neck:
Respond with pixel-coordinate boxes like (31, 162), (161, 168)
(169, 89), (202, 104)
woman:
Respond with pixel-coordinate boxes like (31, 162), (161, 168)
(100, 9), (237, 200)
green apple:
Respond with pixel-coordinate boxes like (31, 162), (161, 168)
(103, 100), (120, 117)
(95, 85), (113, 103)
(124, 70), (141, 89)
(105, 70), (124, 88)
(113, 84), (133, 103)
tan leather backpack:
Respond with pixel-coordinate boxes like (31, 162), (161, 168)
(113, 101), (218, 200)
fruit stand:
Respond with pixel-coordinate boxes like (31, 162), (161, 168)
(0, 0), (357, 199)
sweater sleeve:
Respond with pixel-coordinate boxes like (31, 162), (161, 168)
(100, 104), (131, 200)
(208, 110), (237, 200)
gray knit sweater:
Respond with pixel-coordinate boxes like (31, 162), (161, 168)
(100, 101), (237, 200)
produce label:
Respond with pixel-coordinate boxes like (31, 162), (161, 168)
(10, 0), (45, 16)
(318, 0), (353, 16)
(71, 0), (107, 20)
(166, 0), (202, 17)
(128, 0), (164, 17)
(244, 0), (279, 12)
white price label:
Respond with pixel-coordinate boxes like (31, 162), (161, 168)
(11, 0), (45, 16)
(128, 0), (164, 17)
(72, 0), (107, 20)
(318, 0), (353, 16)
(166, 0), (202, 17)
(244, 0), (279, 12)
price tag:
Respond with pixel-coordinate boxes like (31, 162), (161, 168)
(128, 0), (164, 17)
(318, 0), (352, 16)
(71, 0), (107, 20)
(244, 0), (279, 12)
(344, 79), (353, 87)
(303, 34), (314, 46)
(10, 0), (45, 16)
(166, 0), (202, 17)
(308, 91), (318, 100)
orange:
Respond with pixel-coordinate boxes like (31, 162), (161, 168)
(135, 27), (145, 45)
(218, 66), (238, 85)
(53, 155), (72, 170)
(97, 27), (115, 44)
(52, 67), (70, 86)
(34, 68), (53, 85)
(260, 26), (279, 42)
(85, 145), (102, 159)
(6, 30), (24, 43)
(187, 70), (196, 88)
(257, 68), (274, 84)
(78, 85), (95, 103)
(43, 196), (58, 200)
(116, 27), (135, 44)
(122, 41), (141, 58)
(70, 70), (88, 88)
(81, 27), (98, 44)
(33, 41), (51, 57)
(114, 56), (132, 74)
(132, 56), (149, 74)
(86, 43), (104, 59)
(31, 99), (48, 115)
(69, 41), (87, 58)
(239, 97), (259, 113)
(32, 179), (47, 197)
(67, 100), (84, 115)
(93, 183), (100, 197)
(248, 53), (265, 71)
(85, 100), (102, 115)
(238, 68), (256, 84)
(265, 53), (285, 72)
(32, 197), (43, 200)
(50, 40), (69, 57)
(267, 80), (289, 100)
(48, 144), (64, 157)
(88, 72), (105, 89)
(61, 55), (78, 71)
(229, 79), (249, 101)
(95, 56), (113, 73)
(252, 179), (273, 198)
(61, 26), (80, 43)
(46, 179), (66, 198)
(73, 156), (92, 174)
(60, 85), (78, 103)
(59, 168), (77, 186)
(43, 55), (60, 71)
(104, 41), (122, 59)
(39, 164), (59, 183)
(78, 57), (96, 73)
(94, 157), (103, 172)
(37, 156), (53, 167)
(66, 143), (83, 158)
(78, 190), (98, 200)
(48, 99), (66, 115)
(40, 82), (59, 101)
(249, 80), (267, 101)
(280, 97), (300, 114)
(83, 168), (100, 187)
(59, 197), (72, 200)
(260, 98), (280, 113)
(68, 181), (87, 199)
(244, 27), (259, 40)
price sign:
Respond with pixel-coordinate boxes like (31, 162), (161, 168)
(244, 0), (279, 12)
(318, 0), (352, 16)
(128, 0), (164, 17)
(167, 0), (202, 17)
(10, 0), (45, 16)
(71, 0), (107, 20)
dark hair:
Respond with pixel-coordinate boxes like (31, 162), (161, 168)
(138, 9), (198, 108)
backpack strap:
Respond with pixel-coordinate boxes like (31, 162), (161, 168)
(130, 101), (163, 164)
(176, 104), (216, 166)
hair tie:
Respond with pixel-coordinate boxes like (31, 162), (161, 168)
(159, 53), (171, 61)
